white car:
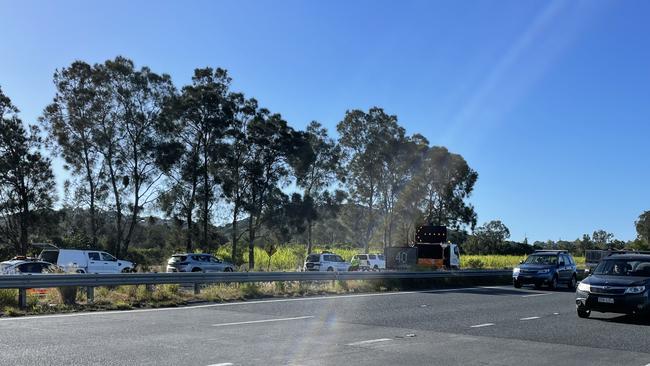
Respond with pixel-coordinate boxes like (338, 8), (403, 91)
(351, 253), (386, 271)
(0, 258), (54, 275)
(303, 252), (351, 272)
(166, 253), (235, 272)
(37, 245), (135, 274)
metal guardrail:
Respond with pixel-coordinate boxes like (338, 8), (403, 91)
(0, 270), (512, 308)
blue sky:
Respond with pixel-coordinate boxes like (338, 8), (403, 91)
(1, 0), (649, 242)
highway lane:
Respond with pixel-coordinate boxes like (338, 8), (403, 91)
(1, 285), (649, 365)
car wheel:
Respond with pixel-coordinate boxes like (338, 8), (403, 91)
(577, 307), (591, 318)
(327, 267), (334, 272)
(191, 267), (202, 272)
(373, 265), (379, 271)
(568, 275), (577, 290)
(224, 267), (233, 272)
(534, 283), (542, 289)
(513, 280), (522, 288)
(121, 268), (131, 273)
(75, 269), (85, 274)
(549, 275), (558, 290)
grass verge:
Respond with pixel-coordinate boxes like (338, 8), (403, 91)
(0, 274), (512, 317)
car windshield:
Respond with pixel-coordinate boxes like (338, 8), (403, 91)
(523, 255), (557, 265)
(593, 259), (650, 277)
(0, 263), (12, 272)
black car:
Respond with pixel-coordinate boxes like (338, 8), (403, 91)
(575, 253), (650, 318)
(513, 250), (578, 290)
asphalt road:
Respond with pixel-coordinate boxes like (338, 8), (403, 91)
(1, 285), (649, 366)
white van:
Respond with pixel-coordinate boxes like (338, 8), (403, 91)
(36, 244), (135, 274)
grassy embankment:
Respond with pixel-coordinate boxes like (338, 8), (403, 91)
(0, 252), (584, 317)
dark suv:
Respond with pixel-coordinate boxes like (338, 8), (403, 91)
(575, 252), (650, 318)
(513, 250), (578, 290)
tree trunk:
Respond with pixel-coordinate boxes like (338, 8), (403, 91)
(186, 208), (193, 252)
(107, 160), (123, 259)
(231, 202), (239, 264)
(186, 178), (197, 252)
(307, 219), (313, 254)
(248, 216), (255, 270)
(19, 192), (29, 256)
(83, 146), (97, 248)
(203, 149), (209, 249)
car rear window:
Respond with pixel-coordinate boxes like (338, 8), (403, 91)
(369, 255), (376, 259)
(358, 255), (368, 260)
(378, 255), (385, 260)
(168, 255), (187, 264)
(306, 254), (320, 262)
(39, 250), (59, 264)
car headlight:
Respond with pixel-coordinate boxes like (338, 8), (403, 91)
(624, 286), (646, 294)
(577, 282), (590, 292)
(537, 269), (550, 274)
(513, 267), (520, 274)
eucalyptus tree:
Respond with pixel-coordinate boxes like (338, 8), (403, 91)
(102, 57), (175, 257)
(411, 146), (478, 230)
(0, 87), (56, 255)
(296, 121), (341, 253)
(158, 67), (232, 251)
(240, 109), (312, 269)
(221, 93), (257, 263)
(41, 61), (106, 247)
(337, 107), (404, 251)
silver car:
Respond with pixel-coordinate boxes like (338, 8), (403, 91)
(166, 253), (235, 273)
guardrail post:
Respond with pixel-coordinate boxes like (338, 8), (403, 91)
(86, 286), (94, 304)
(18, 288), (27, 309)
(194, 283), (201, 295)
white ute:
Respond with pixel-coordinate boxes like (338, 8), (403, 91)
(35, 244), (135, 274)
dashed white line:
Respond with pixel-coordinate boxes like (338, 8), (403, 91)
(347, 338), (392, 346)
(206, 363), (233, 366)
(522, 293), (553, 298)
(520, 316), (541, 321)
(470, 323), (495, 328)
(212, 316), (314, 327)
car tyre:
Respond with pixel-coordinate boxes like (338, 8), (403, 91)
(568, 275), (577, 290)
(121, 268), (131, 273)
(373, 265), (379, 271)
(577, 307), (591, 318)
(513, 280), (522, 288)
(549, 275), (558, 290)
(327, 267), (334, 272)
(191, 267), (202, 272)
(224, 267), (233, 272)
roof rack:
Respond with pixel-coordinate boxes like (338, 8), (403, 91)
(606, 250), (650, 256)
(533, 250), (568, 253)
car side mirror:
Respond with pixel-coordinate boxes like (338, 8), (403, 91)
(519, 260), (524, 264)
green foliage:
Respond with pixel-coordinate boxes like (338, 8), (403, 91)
(465, 258), (485, 269)
(0, 289), (18, 308)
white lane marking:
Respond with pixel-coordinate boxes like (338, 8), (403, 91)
(347, 338), (392, 346)
(212, 315), (314, 327)
(470, 323), (495, 328)
(520, 316), (541, 321)
(553, 312), (560, 315)
(522, 293), (553, 298)
(0, 286), (511, 322)
(206, 363), (233, 366)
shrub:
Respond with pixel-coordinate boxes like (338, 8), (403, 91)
(466, 258), (485, 269)
(0, 289), (18, 308)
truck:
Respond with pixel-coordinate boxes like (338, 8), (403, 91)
(385, 225), (461, 270)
